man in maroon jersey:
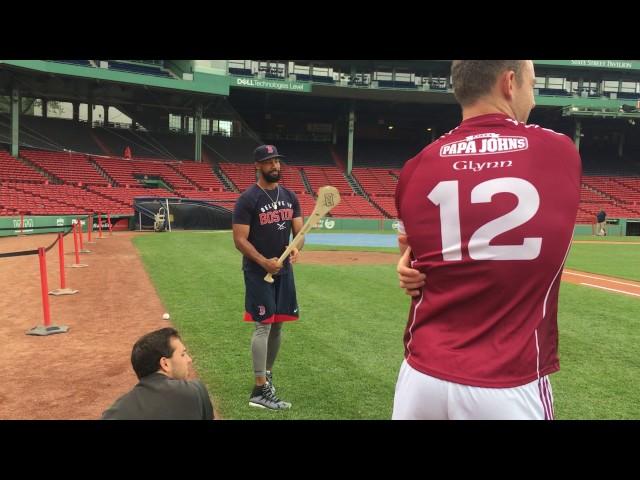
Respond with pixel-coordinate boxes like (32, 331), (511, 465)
(393, 61), (581, 419)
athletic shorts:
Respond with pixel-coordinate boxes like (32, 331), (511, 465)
(392, 359), (554, 420)
(243, 270), (299, 324)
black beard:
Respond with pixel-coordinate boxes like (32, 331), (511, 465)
(263, 171), (280, 183)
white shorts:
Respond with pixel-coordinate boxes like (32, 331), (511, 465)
(392, 359), (555, 420)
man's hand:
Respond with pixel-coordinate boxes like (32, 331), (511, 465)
(288, 246), (300, 264)
(397, 247), (425, 296)
(262, 257), (282, 275)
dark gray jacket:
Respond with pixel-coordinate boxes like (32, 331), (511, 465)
(102, 372), (214, 420)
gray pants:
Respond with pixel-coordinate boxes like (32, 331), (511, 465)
(251, 322), (283, 378)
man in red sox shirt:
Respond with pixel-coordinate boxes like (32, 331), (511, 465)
(233, 144), (303, 411)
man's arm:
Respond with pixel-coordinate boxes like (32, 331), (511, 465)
(397, 247), (426, 297)
(288, 216), (303, 263)
(396, 221), (425, 296)
(232, 223), (281, 274)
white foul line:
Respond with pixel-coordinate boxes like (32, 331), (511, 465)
(579, 283), (640, 298)
(564, 271), (640, 289)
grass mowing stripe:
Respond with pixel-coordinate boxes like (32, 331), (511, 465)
(572, 235), (640, 243)
(566, 243), (640, 282)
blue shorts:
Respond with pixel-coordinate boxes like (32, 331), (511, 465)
(243, 270), (299, 324)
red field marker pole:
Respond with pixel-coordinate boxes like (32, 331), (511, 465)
(49, 233), (78, 295)
(77, 218), (84, 250)
(78, 217), (91, 253)
(74, 223), (80, 264)
(58, 233), (66, 289)
(39, 248), (51, 327)
(26, 247), (70, 335)
(107, 213), (113, 236)
(87, 215), (94, 243)
(70, 223), (88, 268)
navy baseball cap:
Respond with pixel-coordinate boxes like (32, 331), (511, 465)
(254, 144), (285, 162)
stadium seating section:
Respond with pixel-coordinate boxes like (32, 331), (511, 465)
(2, 135), (640, 222)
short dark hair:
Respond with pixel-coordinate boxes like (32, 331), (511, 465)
(131, 327), (180, 379)
(451, 61), (525, 107)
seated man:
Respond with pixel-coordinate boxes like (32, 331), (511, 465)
(102, 327), (214, 420)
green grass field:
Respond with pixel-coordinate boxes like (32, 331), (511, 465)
(554, 282), (640, 419)
(133, 231), (639, 419)
(566, 243), (640, 281)
(573, 234), (640, 242)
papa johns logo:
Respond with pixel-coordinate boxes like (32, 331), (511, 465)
(440, 133), (528, 157)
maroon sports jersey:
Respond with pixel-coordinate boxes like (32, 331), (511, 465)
(395, 113), (581, 388)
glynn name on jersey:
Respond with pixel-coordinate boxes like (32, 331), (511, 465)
(440, 133), (528, 157)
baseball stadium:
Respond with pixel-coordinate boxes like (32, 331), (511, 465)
(0, 60), (638, 419)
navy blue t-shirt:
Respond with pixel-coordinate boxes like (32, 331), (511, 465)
(232, 184), (301, 275)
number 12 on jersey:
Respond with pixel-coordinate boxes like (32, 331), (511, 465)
(427, 177), (542, 261)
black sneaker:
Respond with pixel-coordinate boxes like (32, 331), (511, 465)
(266, 370), (275, 395)
(249, 383), (291, 410)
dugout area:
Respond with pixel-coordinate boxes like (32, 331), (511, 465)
(134, 197), (232, 231)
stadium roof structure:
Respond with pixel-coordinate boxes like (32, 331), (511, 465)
(4, 59), (640, 163)
(0, 60), (228, 115)
(562, 104), (640, 119)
